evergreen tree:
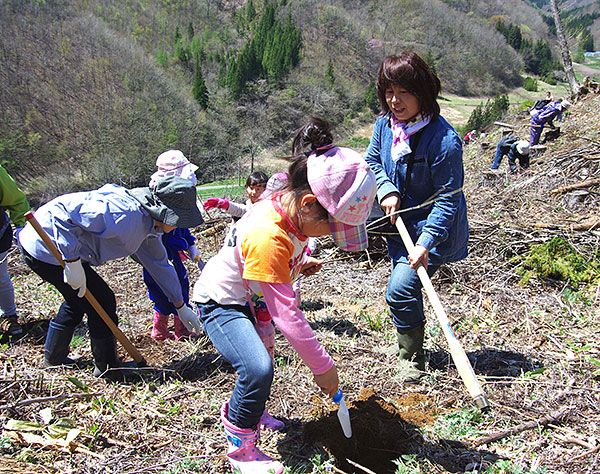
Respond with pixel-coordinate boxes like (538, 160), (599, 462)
(175, 39), (191, 65)
(192, 57), (209, 110)
(246, 0), (256, 24)
(217, 56), (227, 88)
(580, 29), (594, 52)
(156, 47), (168, 67)
(325, 58), (335, 86)
(187, 22), (194, 41)
(174, 26), (181, 44)
(506, 24), (522, 51)
(365, 82), (379, 113)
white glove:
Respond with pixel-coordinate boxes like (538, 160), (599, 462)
(188, 245), (205, 271)
(176, 304), (201, 334)
(64, 259), (86, 298)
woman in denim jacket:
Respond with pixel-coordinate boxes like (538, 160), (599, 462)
(364, 51), (469, 383)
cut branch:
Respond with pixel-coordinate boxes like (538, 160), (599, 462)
(471, 407), (569, 447)
(550, 178), (600, 194)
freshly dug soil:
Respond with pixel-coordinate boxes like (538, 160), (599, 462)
(304, 388), (438, 473)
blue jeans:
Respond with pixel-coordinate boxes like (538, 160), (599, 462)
(197, 301), (273, 429)
(386, 259), (439, 331)
(0, 249), (16, 317)
(491, 143), (505, 169)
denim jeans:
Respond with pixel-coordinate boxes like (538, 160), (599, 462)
(197, 301), (273, 430)
(386, 259), (439, 331)
(0, 249), (16, 316)
(21, 249), (118, 339)
(491, 143), (506, 169)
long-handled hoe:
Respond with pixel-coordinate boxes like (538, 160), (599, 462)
(395, 217), (489, 410)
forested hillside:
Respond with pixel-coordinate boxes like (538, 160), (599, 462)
(1, 0), (550, 203)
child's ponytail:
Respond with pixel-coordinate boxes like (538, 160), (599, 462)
(291, 117), (334, 157)
(285, 117), (333, 220)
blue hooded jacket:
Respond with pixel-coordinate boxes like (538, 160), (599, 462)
(364, 114), (469, 265)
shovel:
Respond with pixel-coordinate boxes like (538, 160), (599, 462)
(24, 211), (147, 366)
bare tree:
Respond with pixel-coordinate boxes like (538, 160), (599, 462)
(549, 0), (580, 95)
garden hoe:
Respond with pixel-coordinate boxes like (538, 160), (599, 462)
(395, 216), (489, 410)
(24, 211), (147, 368)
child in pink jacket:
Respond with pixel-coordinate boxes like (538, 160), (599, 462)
(192, 117), (376, 473)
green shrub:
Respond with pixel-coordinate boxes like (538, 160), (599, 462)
(523, 76), (538, 91)
(463, 94), (510, 133)
(517, 99), (535, 112)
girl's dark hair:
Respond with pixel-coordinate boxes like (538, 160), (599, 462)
(246, 171), (269, 187)
(285, 117), (332, 220)
(291, 117), (333, 157)
(376, 51), (441, 119)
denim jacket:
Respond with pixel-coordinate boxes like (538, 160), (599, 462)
(364, 114), (468, 265)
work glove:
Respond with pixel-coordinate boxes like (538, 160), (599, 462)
(176, 304), (201, 334)
(203, 198), (229, 210)
(64, 258), (87, 298)
(187, 245), (205, 270)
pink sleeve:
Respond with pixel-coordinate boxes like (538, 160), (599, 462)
(259, 281), (334, 376)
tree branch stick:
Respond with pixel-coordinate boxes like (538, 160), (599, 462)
(471, 407), (569, 447)
(550, 178), (600, 194)
(0, 392), (102, 410)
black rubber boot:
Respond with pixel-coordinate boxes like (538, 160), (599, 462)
(44, 321), (77, 367)
(396, 325), (426, 384)
(91, 336), (138, 381)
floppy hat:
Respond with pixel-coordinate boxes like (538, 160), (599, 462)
(128, 176), (204, 228)
(307, 147), (377, 252)
(261, 172), (289, 199)
(516, 140), (530, 155)
(149, 150), (199, 188)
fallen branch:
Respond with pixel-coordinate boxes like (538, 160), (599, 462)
(532, 220), (600, 231)
(0, 392), (101, 410)
(346, 459), (377, 474)
(550, 178), (600, 194)
(471, 407), (569, 447)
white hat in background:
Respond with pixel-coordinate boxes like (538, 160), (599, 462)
(516, 140), (530, 155)
(149, 150), (199, 188)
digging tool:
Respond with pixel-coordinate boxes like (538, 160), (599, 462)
(394, 217), (489, 410)
(24, 211), (146, 366)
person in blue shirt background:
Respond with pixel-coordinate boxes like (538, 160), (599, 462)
(364, 51), (469, 384)
(18, 176), (204, 379)
(143, 150), (204, 341)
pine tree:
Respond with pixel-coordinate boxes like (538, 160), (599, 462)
(365, 82), (379, 113)
(192, 57), (209, 110)
(325, 58), (335, 86)
(187, 22), (194, 41)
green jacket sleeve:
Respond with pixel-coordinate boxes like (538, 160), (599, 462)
(0, 166), (30, 228)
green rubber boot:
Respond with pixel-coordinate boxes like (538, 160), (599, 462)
(396, 325), (426, 384)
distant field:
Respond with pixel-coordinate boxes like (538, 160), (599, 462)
(440, 78), (572, 129)
(197, 179), (246, 201)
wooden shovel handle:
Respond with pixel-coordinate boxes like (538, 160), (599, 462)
(24, 211), (145, 365)
(394, 216), (488, 410)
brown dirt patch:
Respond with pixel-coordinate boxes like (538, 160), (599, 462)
(304, 388), (440, 473)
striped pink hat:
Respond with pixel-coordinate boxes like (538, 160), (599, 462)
(307, 147), (376, 252)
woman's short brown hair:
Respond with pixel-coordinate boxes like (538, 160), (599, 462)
(376, 51), (441, 119)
